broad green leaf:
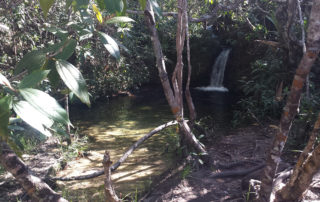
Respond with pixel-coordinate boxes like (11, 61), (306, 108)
(139, 0), (146, 10)
(45, 38), (77, 60)
(73, 0), (89, 11)
(18, 70), (50, 89)
(56, 60), (90, 106)
(0, 96), (11, 139)
(15, 50), (47, 74)
(98, 31), (120, 60)
(92, 4), (103, 23)
(104, 0), (124, 13)
(13, 101), (53, 137)
(39, 0), (56, 18)
(19, 88), (70, 125)
(105, 16), (134, 24)
(0, 73), (12, 89)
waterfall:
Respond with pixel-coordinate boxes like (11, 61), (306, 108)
(196, 49), (231, 92)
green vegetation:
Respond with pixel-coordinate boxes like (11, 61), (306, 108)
(1, 0), (320, 201)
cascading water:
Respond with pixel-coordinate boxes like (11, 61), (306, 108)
(196, 48), (231, 92)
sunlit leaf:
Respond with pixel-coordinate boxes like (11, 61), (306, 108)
(98, 31), (120, 60)
(13, 101), (53, 137)
(15, 50), (47, 74)
(0, 96), (11, 139)
(18, 70), (50, 89)
(19, 88), (70, 125)
(56, 60), (90, 106)
(105, 16), (134, 24)
(92, 4), (103, 23)
(39, 0), (56, 18)
(0, 73), (12, 89)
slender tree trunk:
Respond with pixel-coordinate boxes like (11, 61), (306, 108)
(0, 141), (67, 202)
(258, 1), (320, 200)
(144, 0), (208, 159)
(185, 2), (197, 125)
(65, 94), (71, 145)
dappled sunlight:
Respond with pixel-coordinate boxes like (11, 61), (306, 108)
(57, 96), (175, 200)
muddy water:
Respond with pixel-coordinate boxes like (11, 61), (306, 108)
(56, 95), (177, 201)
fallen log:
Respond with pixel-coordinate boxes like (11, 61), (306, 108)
(0, 141), (67, 202)
(52, 120), (178, 181)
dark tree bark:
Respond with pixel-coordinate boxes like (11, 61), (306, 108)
(258, 0), (320, 200)
(276, 112), (320, 201)
(0, 141), (67, 202)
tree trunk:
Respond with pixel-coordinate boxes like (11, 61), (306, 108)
(276, 112), (320, 201)
(144, 0), (208, 159)
(185, 2), (197, 125)
(258, 0), (320, 200)
(0, 141), (67, 202)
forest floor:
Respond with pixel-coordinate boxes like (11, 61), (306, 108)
(142, 124), (320, 202)
(1, 124), (320, 201)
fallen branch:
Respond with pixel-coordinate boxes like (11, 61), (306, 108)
(210, 163), (266, 178)
(103, 151), (120, 202)
(52, 120), (178, 181)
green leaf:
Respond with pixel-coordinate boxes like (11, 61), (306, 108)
(15, 50), (47, 74)
(98, 31), (120, 60)
(0, 73), (12, 89)
(139, 0), (146, 10)
(150, 0), (162, 17)
(19, 88), (70, 125)
(18, 70), (50, 89)
(104, 0), (124, 13)
(47, 60), (60, 87)
(45, 26), (69, 39)
(0, 96), (11, 139)
(39, 0), (56, 18)
(56, 60), (90, 106)
(45, 38), (77, 60)
(105, 16), (134, 24)
(13, 101), (53, 137)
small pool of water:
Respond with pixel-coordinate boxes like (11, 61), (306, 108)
(56, 90), (232, 200)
